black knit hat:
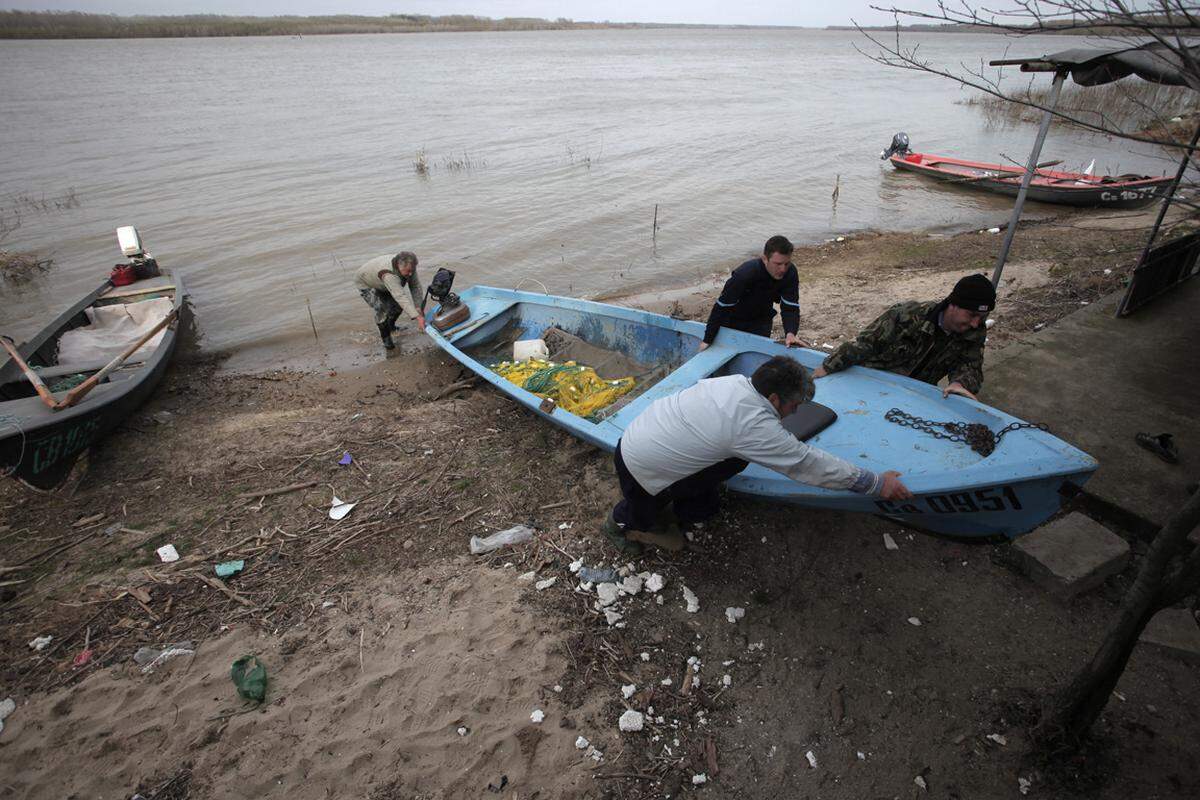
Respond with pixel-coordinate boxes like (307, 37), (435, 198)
(948, 274), (996, 313)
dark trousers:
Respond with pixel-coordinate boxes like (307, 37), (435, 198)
(728, 317), (773, 338)
(612, 441), (748, 532)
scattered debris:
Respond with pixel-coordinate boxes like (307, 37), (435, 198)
(568, 558), (584, 574)
(469, 524), (534, 555)
(457, 726), (469, 736)
(530, 709), (545, 724)
(987, 227), (1001, 234)
(517, 571), (537, 583)
(805, 750), (818, 769)
(231, 655), (268, 703)
(329, 496), (356, 521)
(134, 642), (195, 673)
(486, 775), (509, 793)
(915, 775), (928, 790)
(692, 773), (707, 785)
(72, 648), (94, 668)
(907, 617), (922, 626)
(604, 609), (623, 626)
(156, 544), (180, 563)
(883, 532), (899, 550)
(620, 574), (643, 595)
(640, 652), (651, 662)
(575, 735), (590, 750)
(644, 573), (666, 593)
(722, 674), (732, 687)
(534, 577), (557, 591)
(338, 451), (353, 466)
(27, 635), (52, 651)
(857, 751), (866, 760)
(621, 684), (636, 699)
(618, 709), (644, 732)
(724, 607), (745, 624)
(1018, 776), (1032, 795)
(0, 697), (14, 736)
(579, 566), (617, 584)
(986, 733), (1008, 746)
(215, 560), (245, 578)
(682, 585), (700, 613)
(596, 582), (620, 607)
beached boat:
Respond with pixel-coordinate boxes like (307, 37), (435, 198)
(0, 237), (185, 490)
(888, 151), (1171, 208)
(426, 286), (1098, 540)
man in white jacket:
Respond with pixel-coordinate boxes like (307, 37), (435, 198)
(605, 355), (911, 554)
(354, 251), (427, 350)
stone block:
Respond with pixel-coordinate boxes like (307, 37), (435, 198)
(1014, 513), (1129, 598)
(1140, 608), (1200, 664)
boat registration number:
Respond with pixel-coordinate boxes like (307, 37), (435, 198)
(874, 485), (1022, 515)
(1101, 188), (1157, 202)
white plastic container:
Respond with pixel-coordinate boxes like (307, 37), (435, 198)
(116, 225), (144, 257)
(513, 338), (549, 361)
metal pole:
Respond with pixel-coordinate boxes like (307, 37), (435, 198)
(991, 70), (1067, 287)
(1115, 119), (1200, 316)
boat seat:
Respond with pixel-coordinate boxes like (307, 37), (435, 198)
(781, 402), (838, 442)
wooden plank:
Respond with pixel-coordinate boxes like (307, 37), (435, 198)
(100, 283), (177, 300)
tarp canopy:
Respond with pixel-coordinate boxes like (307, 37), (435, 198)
(992, 43), (1200, 89)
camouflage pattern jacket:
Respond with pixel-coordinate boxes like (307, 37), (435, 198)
(820, 300), (986, 393)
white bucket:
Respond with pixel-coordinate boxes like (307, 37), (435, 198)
(513, 338), (549, 361)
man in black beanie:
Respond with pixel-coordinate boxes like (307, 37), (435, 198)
(811, 273), (995, 400)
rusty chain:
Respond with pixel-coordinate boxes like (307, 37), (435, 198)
(884, 408), (1049, 457)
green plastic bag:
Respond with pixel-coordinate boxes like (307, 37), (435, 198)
(231, 655), (267, 703)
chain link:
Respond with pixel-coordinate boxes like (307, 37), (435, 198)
(884, 408), (1048, 457)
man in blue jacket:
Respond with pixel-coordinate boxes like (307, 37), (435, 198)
(700, 235), (806, 351)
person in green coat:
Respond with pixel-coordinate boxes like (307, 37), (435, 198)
(812, 273), (994, 400)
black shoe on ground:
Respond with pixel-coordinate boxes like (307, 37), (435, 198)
(602, 512), (644, 556)
(1136, 432), (1179, 464)
(378, 323), (396, 350)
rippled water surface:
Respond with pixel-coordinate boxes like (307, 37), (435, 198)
(0, 29), (1173, 362)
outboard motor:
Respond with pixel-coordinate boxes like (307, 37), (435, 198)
(424, 267), (470, 331)
(880, 132), (910, 160)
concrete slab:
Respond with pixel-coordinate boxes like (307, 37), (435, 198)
(1140, 608), (1200, 664)
(985, 279), (1200, 529)
(1013, 512), (1129, 598)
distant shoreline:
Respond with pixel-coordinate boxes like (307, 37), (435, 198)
(0, 11), (807, 40)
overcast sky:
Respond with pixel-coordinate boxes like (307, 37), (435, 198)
(2, 1), (956, 28)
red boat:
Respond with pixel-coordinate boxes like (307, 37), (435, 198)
(882, 136), (1171, 208)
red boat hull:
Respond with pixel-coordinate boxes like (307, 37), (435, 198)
(890, 152), (1170, 208)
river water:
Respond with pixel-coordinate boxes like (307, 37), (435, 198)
(0, 28), (1173, 368)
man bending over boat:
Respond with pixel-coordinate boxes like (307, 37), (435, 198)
(604, 355), (911, 554)
(812, 273), (993, 401)
(354, 251), (427, 350)
(698, 235), (806, 351)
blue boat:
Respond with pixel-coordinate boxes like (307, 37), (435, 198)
(426, 286), (1098, 539)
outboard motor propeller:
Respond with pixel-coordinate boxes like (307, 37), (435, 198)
(880, 132), (910, 160)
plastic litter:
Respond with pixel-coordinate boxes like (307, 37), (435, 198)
(578, 566), (618, 584)
(725, 607), (745, 624)
(329, 496), (357, 521)
(908, 617), (922, 626)
(231, 654), (268, 703)
(575, 735), (590, 750)
(0, 697), (15, 736)
(156, 544), (180, 563)
(457, 726), (469, 736)
(338, 451), (353, 466)
(693, 774), (707, 785)
(530, 709), (545, 723)
(73, 649), (95, 668)
(134, 641), (194, 673)
(682, 585), (700, 613)
(806, 750), (818, 768)
(621, 684), (636, 699)
(986, 733), (1007, 746)
(512, 338), (549, 361)
(215, 560), (245, 578)
(722, 674), (732, 687)
(469, 524), (535, 555)
(27, 635), (51, 651)
(618, 709), (644, 732)
(534, 577), (557, 591)
(915, 776), (928, 790)
(883, 533), (899, 550)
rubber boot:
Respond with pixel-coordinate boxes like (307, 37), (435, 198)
(602, 511), (643, 556)
(377, 323), (395, 350)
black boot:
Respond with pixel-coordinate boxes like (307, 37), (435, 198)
(377, 323), (395, 350)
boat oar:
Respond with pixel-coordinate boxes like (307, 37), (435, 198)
(953, 159), (1063, 186)
(54, 307), (179, 410)
(0, 336), (59, 410)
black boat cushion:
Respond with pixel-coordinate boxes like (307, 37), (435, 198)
(780, 401), (838, 442)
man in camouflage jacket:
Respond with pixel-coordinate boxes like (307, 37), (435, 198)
(812, 274), (995, 400)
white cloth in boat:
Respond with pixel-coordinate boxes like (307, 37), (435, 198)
(56, 297), (174, 366)
(620, 374), (881, 496)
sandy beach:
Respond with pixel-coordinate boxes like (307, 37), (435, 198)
(2, 211), (1198, 799)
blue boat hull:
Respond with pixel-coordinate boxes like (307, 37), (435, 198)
(427, 287), (1098, 539)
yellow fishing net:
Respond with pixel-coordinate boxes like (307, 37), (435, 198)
(492, 358), (635, 420)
